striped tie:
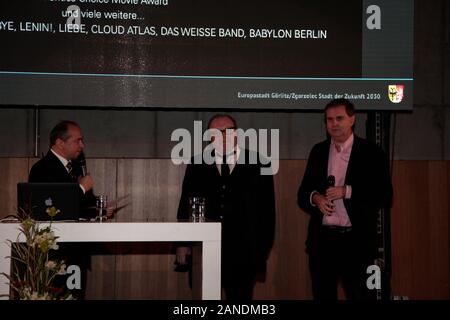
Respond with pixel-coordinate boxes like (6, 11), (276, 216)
(221, 155), (230, 178)
(66, 161), (76, 180)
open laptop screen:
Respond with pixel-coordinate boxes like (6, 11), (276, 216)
(17, 183), (80, 221)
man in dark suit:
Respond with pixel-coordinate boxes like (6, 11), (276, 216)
(176, 114), (276, 300)
(28, 120), (113, 299)
(297, 99), (393, 300)
(29, 120), (96, 218)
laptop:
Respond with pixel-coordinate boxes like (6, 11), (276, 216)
(17, 182), (80, 221)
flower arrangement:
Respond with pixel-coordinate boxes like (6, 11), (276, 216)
(1, 205), (73, 300)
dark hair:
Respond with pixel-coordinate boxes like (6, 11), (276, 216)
(49, 120), (80, 146)
(324, 98), (355, 116)
(207, 114), (237, 129)
(324, 98), (356, 131)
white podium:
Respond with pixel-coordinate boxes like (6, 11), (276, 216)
(0, 222), (221, 300)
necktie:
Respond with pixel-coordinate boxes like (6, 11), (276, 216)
(335, 144), (342, 153)
(221, 155), (230, 178)
(66, 161), (76, 180)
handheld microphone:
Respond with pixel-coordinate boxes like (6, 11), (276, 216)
(327, 175), (335, 205)
(78, 152), (87, 177)
(327, 175), (335, 187)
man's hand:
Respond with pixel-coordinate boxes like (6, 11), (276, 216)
(326, 186), (346, 201)
(106, 206), (115, 218)
(79, 174), (93, 192)
(176, 246), (191, 265)
(312, 193), (334, 216)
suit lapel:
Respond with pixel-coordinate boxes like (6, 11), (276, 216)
(344, 136), (359, 185)
(46, 151), (73, 181)
(207, 160), (221, 179)
(230, 149), (248, 177)
(321, 140), (331, 188)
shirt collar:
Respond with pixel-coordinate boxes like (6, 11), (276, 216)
(215, 145), (241, 164)
(332, 133), (354, 153)
(50, 148), (70, 167)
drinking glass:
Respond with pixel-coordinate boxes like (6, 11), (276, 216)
(96, 195), (108, 222)
(189, 196), (206, 222)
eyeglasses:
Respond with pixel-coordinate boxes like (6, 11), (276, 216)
(218, 127), (236, 135)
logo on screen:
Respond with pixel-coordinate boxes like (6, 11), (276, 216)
(45, 197), (53, 206)
(388, 85), (404, 103)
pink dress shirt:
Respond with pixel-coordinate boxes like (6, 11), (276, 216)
(322, 134), (354, 227)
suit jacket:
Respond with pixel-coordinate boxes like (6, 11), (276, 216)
(29, 151), (97, 218)
(177, 149), (276, 276)
(297, 136), (393, 259)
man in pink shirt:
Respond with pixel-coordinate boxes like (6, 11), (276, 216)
(298, 99), (392, 300)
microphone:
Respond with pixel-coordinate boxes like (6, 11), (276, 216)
(78, 152), (87, 177)
(327, 175), (335, 204)
(327, 175), (335, 187)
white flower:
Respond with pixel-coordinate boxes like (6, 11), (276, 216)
(8, 214), (74, 300)
(29, 291), (50, 300)
(33, 230), (58, 252)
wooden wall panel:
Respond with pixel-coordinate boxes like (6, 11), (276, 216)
(112, 159), (190, 299)
(85, 243), (117, 300)
(84, 159), (118, 299)
(391, 161), (424, 297)
(116, 159), (185, 222)
(0, 158), (29, 219)
(391, 161), (450, 299)
(253, 160), (311, 299)
(427, 162), (450, 298)
(88, 159), (118, 206)
(1, 158), (449, 299)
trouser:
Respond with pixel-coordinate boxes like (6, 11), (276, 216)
(308, 226), (375, 300)
(222, 268), (256, 301)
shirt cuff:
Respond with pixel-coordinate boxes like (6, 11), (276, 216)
(345, 185), (352, 199)
(310, 191), (319, 206)
(79, 184), (86, 194)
